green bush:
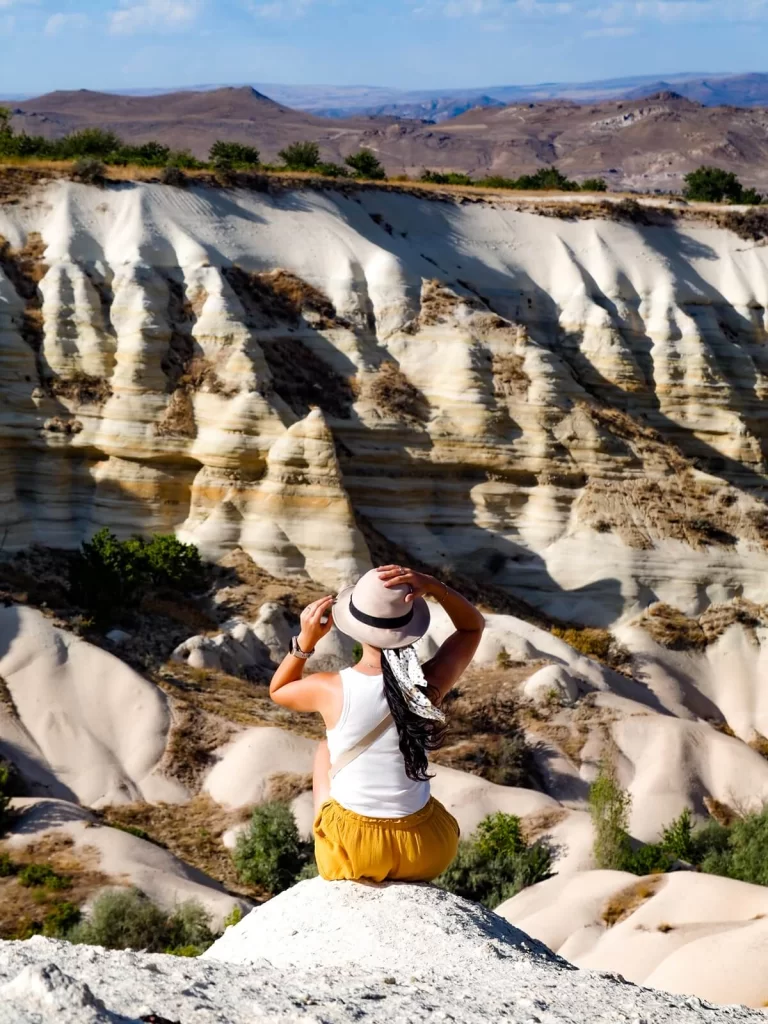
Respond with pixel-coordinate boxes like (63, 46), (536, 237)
(435, 812), (553, 908)
(210, 141), (260, 168)
(69, 529), (204, 621)
(700, 808), (768, 885)
(223, 905), (243, 929)
(58, 129), (122, 159)
(318, 162), (348, 178)
(581, 177), (608, 192)
(234, 801), (314, 895)
(0, 851), (16, 876)
(161, 165), (187, 188)
(683, 166), (762, 205)
(475, 168), (580, 192)
(421, 170), (473, 186)
(345, 149), (386, 181)
(70, 888), (214, 954)
(18, 863), (70, 889)
(279, 141), (320, 171)
(72, 159), (106, 184)
(43, 902), (81, 938)
(166, 149), (205, 170)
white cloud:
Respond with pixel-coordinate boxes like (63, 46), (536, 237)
(109, 0), (203, 35)
(45, 11), (89, 35)
(583, 23), (635, 34)
(246, 0), (314, 16)
(414, 0), (768, 19)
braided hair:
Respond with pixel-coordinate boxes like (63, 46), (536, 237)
(381, 651), (446, 781)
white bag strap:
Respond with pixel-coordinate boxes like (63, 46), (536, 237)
(329, 713), (394, 782)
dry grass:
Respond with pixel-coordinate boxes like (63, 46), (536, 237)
(657, 922), (675, 933)
(492, 353), (529, 397)
(47, 370), (112, 406)
(260, 336), (357, 420)
(704, 796), (741, 827)
(0, 675), (18, 718)
(265, 771), (314, 803)
(179, 356), (236, 397)
(152, 660), (325, 739)
(365, 361), (429, 423)
(521, 807), (568, 843)
(552, 626), (614, 663)
(223, 266), (335, 327)
(0, 231), (47, 361)
(212, 548), (326, 622)
(156, 388), (196, 438)
(0, 834), (113, 940)
(602, 875), (664, 928)
(159, 700), (235, 790)
(101, 795), (262, 899)
(639, 599), (768, 652)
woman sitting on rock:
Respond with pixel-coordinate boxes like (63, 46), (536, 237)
(269, 565), (485, 883)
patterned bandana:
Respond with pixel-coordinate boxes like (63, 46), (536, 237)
(383, 645), (446, 724)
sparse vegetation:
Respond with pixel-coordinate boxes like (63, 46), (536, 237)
(71, 159), (106, 185)
(366, 361), (429, 423)
(552, 626), (613, 664)
(683, 166), (762, 205)
(581, 177), (608, 192)
(421, 170), (473, 186)
(345, 148), (386, 181)
(209, 141), (260, 169)
(234, 801), (316, 896)
(69, 888), (216, 955)
(589, 751), (633, 871)
(279, 141), (320, 171)
(436, 812), (554, 909)
(477, 167), (580, 192)
(70, 529), (204, 622)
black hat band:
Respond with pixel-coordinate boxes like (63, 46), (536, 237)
(349, 596), (415, 630)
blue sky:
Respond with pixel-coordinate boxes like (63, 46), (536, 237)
(0, 0), (767, 94)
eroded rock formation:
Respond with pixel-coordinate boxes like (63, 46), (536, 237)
(2, 180), (768, 623)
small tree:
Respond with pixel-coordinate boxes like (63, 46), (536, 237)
(589, 750), (632, 870)
(0, 106), (11, 138)
(210, 141), (260, 168)
(234, 801), (314, 895)
(141, 534), (204, 590)
(345, 149), (386, 181)
(59, 129), (122, 159)
(683, 166), (746, 204)
(278, 141), (320, 171)
(581, 177), (608, 192)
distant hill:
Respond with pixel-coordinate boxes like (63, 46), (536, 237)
(8, 86), (768, 192)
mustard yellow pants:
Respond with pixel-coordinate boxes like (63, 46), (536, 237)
(313, 797), (460, 883)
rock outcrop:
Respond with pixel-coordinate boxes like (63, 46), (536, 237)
(3, 181), (768, 621)
(1, 879), (764, 1023)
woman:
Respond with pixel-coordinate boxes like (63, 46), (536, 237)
(269, 564), (485, 883)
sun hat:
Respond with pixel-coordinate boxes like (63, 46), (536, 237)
(333, 568), (431, 650)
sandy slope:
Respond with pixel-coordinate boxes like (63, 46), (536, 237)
(499, 870), (768, 1007)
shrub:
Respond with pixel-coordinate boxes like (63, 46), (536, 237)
(58, 129), (122, 159)
(69, 529), (204, 621)
(589, 751), (632, 870)
(161, 165), (187, 188)
(581, 177), (608, 192)
(166, 149), (205, 170)
(0, 851), (16, 876)
(318, 162), (348, 178)
(209, 141), (260, 168)
(552, 626), (613, 663)
(18, 863), (70, 889)
(223, 905), (243, 929)
(701, 808), (768, 886)
(71, 159), (106, 185)
(345, 149), (386, 181)
(70, 888), (214, 954)
(683, 166), (762, 204)
(43, 902), (81, 938)
(278, 141), (320, 171)
(114, 141), (171, 166)
(234, 801), (314, 895)
(421, 170), (473, 186)
(435, 812), (553, 908)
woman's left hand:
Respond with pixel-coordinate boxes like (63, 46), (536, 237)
(377, 565), (437, 603)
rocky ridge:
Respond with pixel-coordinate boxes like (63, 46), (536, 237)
(0, 880), (764, 1024)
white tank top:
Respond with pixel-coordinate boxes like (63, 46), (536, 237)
(326, 666), (430, 818)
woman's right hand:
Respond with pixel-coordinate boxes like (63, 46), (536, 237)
(298, 595), (334, 651)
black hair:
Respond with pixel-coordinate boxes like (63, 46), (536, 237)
(381, 650), (446, 782)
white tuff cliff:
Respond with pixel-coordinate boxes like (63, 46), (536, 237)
(1, 181), (768, 622)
